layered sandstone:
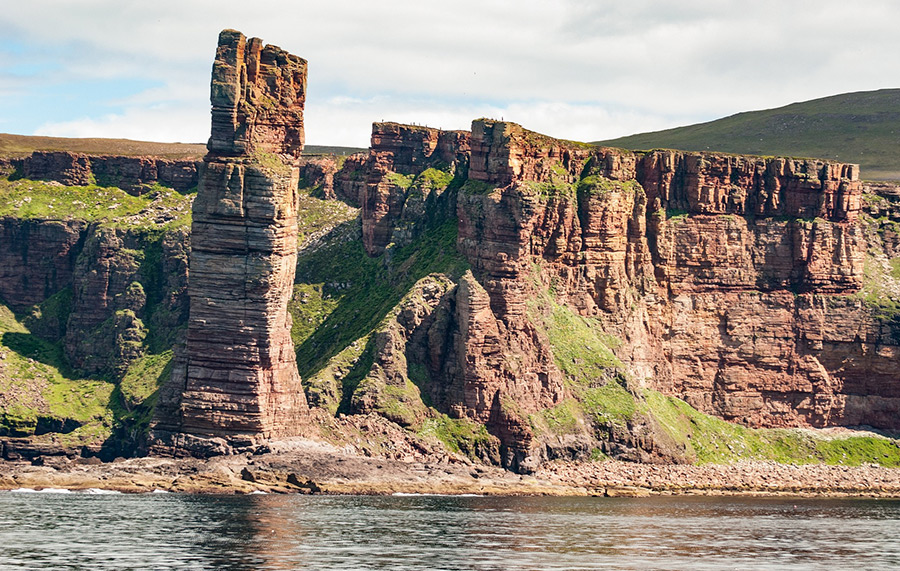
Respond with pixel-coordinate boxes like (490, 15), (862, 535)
(0, 218), (87, 310)
(0, 218), (189, 377)
(334, 122), (469, 255)
(62, 226), (189, 377)
(208, 30), (306, 157)
(151, 30), (309, 453)
(455, 120), (899, 436)
(19, 151), (199, 194)
(335, 118), (896, 469)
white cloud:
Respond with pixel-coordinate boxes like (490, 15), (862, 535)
(5, 0), (900, 144)
(35, 103), (209, 144)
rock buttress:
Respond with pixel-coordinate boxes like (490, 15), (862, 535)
(334, 122), (469, 255)
(151, 30), (308, 454)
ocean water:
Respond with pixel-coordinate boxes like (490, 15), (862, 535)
(0, 491), (898, 570)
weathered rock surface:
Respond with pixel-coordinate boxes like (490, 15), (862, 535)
(333, 122), (468, 255)
(335, 118), (897, 469)
(18, 151), (199, 194)
(208, 29), (306, 157)
(460, 121), (897, 430)
(0, 216), (189, 376)
(151, 30), (309, 453)
(63, 226), (189, 377)
(0, 218), (87, 310)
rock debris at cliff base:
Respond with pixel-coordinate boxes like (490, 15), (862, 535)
(2, 440), (900, 498)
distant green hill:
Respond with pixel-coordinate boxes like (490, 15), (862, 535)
(595, 89), (900, 181)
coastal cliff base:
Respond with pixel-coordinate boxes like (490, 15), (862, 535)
(2, 437), (900, 497)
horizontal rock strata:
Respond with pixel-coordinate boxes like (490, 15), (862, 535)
(151, 30), (309, 453)
(335, 118), (897, 468)
(18, 151), (199, 194)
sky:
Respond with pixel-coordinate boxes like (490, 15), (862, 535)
(1, 0), (899, 148)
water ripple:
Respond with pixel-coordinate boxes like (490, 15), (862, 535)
(0, 493), (897, 570)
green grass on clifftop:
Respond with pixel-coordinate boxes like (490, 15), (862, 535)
(0, 178), (192, 229)
(0, 132), (365, 160)
(595, 88), (900, 180)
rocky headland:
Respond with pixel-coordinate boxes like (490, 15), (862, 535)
(1, 29), (899, 495)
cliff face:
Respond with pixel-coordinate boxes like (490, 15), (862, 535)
(3, 31), (898, 470)
(455, 121), (899, 430)
(18, 151), (199, 194)
(150, 30), (309, 454)
(324, 118), (898, 469)
(337, 122), (469, 255)
(0, 218), (189, 376)
(0, 219), (87, 310)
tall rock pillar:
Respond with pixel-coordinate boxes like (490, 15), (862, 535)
(151, 30), (308, 454)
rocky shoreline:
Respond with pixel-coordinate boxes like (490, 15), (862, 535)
(2, 439), (899, 498)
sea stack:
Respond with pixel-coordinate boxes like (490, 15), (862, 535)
(151, 29), (308, 454)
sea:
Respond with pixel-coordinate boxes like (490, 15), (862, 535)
(0, 491), (897, 570)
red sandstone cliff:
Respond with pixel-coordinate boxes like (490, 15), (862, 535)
(326, 118), (898, 469)
(18, 151), (199, 194)
(4, 30), (896, 471)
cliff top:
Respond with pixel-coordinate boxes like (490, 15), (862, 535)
(0, 133), (363, 160)
(0, 133), (207, 160)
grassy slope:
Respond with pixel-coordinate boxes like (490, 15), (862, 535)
(595, 88), (900, 181)
(0, 170), (188, 449)
(531, 294), (900, 467)
(0, 133), (364, 159)
(0, 302), (116, 446)
(290, 176), (488, 456)
(291, 196), (468, 412)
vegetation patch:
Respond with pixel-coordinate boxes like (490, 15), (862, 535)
(576, 176), (642, 198)
(418, 414), (498, 459)
(414, 168), (454, 191)
(353, 375), (429, 428)
(533, 399), (583, 435)
(0, 177), (192, 230)
(296, 189), (358, 246)
(302, 339), (368, 414)
(119, 351), (171, 410)
(581, 382), (637, 429)
(459, 179), (495, 195)
(295, 216), (466, 382)
(0, 302), (115, 442)
(533, 298), (623, 387)
(23, 288), (73, 342)
(642, 390), (900, 466)
(386, 172), (414, 190)
(288, 283), (339, 348)
(857, 250), (900, 321)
